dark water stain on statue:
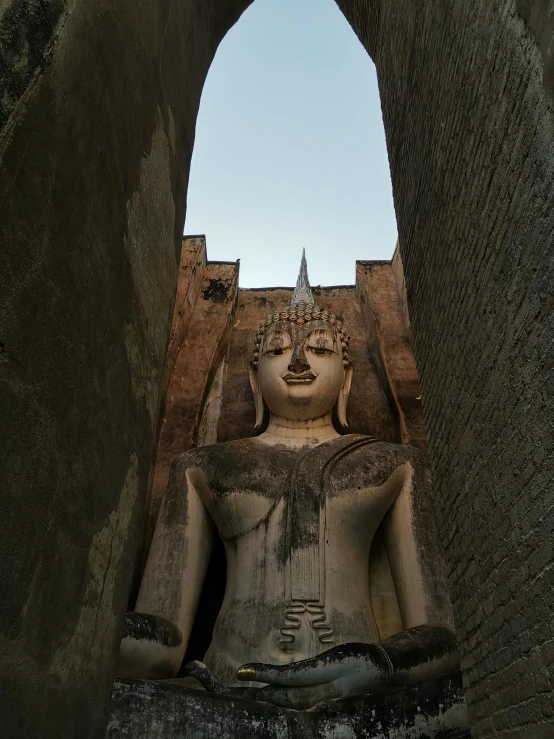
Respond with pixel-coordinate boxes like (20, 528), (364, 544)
(123, 613), (183, 648)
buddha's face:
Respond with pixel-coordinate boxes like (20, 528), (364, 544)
(257, 320), (345, 421)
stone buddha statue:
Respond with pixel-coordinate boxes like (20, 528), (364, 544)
(113, 253), (465, 735)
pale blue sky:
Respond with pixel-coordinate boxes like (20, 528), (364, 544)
(184, 0), (397, 288)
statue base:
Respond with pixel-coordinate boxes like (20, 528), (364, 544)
(106, 671), (470, 738)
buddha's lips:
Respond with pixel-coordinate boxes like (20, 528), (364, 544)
(282, 371), (317, 384)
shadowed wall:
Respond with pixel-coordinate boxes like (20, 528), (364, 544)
(335, 2), (554, 736)
(0, 2), (254, 737)
(1, 1), (553, 737)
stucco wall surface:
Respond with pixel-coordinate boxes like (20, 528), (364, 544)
(0, 1), (252, 737)
(356, 260), (426, 449)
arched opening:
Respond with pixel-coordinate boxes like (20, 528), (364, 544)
(185, 0), (397, 286)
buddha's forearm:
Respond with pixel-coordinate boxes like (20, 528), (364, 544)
(379, 624), (459, 687)
(116, 612), (185, 679)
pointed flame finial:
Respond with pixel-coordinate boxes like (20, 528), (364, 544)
(290, 248), (314, 306)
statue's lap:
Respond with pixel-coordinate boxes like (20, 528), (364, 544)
(107, 671), (470, 739)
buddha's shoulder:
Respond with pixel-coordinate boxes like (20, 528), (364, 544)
(170, 437), (296, 483)
(330, 436), (429, 487)
(342, 437), (427, 462)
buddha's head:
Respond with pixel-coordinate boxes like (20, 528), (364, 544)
(249, 251), (353, 429)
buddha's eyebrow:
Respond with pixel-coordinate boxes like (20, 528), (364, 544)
(266, 330), (288, 341)
(268, 334), (284, 347)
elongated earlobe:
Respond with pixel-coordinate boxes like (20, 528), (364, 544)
(249, 362), (265, 429)
(337, 363), (354, 429)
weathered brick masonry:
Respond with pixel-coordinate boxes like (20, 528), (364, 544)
(336, 1), (554, 736)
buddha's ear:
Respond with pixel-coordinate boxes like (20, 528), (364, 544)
(337, 362), (354, 429)
(249, 361), (265, 429)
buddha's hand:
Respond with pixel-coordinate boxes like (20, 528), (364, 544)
(235, 642), (390, 709)
(236, 625), (458, 710)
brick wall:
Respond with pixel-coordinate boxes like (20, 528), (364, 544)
(337, 1), (554, 735)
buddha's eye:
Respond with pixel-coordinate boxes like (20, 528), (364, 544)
(308, 345), (332, 355)
(263, 334), (288, 356)
(263, 345), (289, 357)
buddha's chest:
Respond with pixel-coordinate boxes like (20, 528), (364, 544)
(195, 436), (401, 546)
(198, 458), (395, 544)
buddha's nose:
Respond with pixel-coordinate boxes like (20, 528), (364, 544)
(288, 344), (311, 374)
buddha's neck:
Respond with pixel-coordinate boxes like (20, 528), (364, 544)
(257, 413), (340, 448)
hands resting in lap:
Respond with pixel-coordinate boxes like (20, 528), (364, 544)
(185, 625), (459, 710)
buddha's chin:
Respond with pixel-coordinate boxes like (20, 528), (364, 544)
(285, 384), (315, 407)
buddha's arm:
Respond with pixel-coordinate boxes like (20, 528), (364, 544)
(117, 455), (214, 679)
(375, 451), (459, 685)
(383, 451), (455, 631)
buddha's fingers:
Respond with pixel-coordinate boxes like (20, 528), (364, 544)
(183, 660), (224, 693)
(237, 643), (381, 687)
(230, 672), (388, 709)
(238, 658), (344, 687)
